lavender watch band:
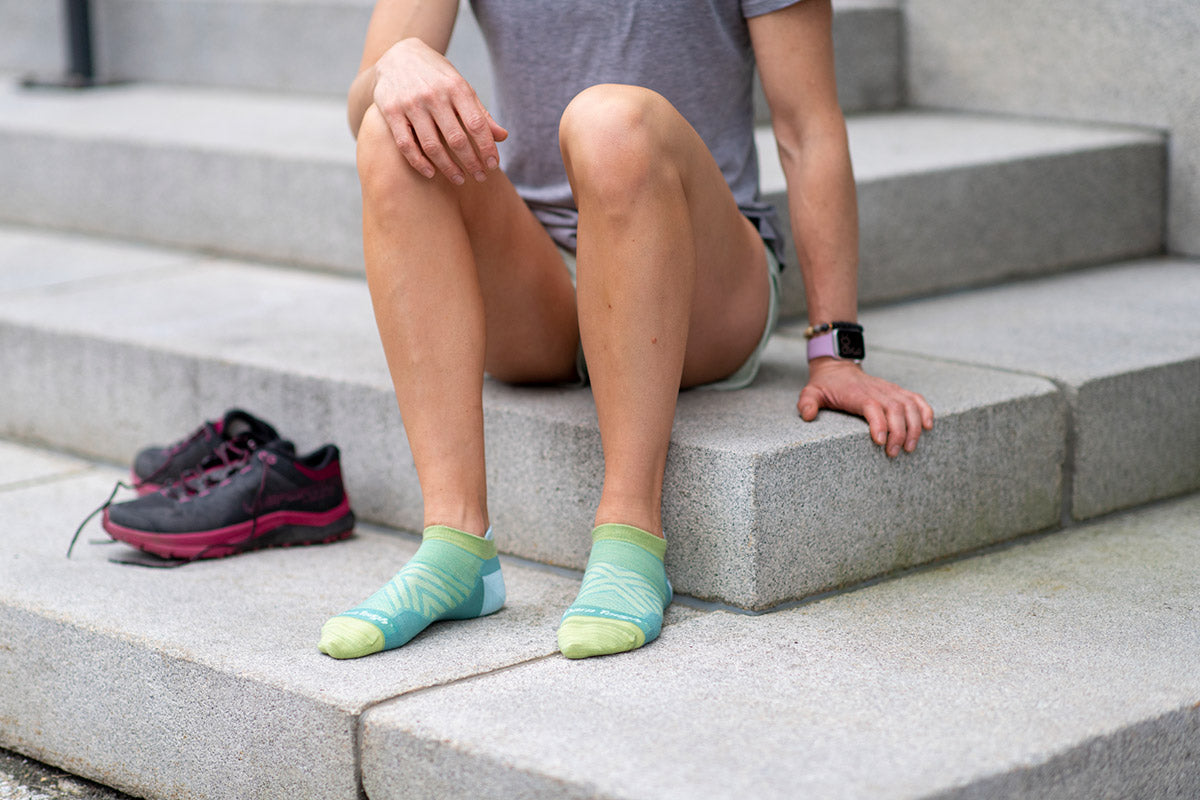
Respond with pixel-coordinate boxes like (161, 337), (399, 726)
(807, 331), (837, 361)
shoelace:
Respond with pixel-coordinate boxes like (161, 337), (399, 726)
(165, 436), (261, 500)
(67, 437), (270, 565)
(133, 422), (217, 491)
(66, 480), (130, 559)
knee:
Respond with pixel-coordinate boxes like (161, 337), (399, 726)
(558, 84), (680, 201)
(356, 104), (426, 204)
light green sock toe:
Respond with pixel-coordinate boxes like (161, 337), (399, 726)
(319, 525), (505, 659)
(318, 616), (385, 659)
(558, 524), (672, 659)
(558, 616), (644, 659)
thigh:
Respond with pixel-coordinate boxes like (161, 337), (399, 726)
(450, 168), (582, 384)
(360, 102), (579, 383)
(657, 106), (770, 388)
(676, 148), (768, 391)
(558, 86), (771, 389)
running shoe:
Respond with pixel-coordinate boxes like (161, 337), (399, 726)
(131, 408), (280, 494)
(104, 438), (355, 561)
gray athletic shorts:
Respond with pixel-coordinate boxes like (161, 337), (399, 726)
(559, 243), (782, 391)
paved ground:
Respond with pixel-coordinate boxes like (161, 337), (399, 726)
(0, 749), (131, 800)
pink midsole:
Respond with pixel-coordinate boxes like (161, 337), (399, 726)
(103, 498), (352, 556)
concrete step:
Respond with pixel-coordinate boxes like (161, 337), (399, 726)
(2, 437), (1197, 799)
(0, 78), (1165, 314)
(361, 493), (1200, 800)
(813, 258), (1200, 521)
(0, 442), (638, 800)
(3, 225), (1198, 608)
(0, 0), (902, 115)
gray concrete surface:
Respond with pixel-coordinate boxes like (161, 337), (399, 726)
(0, 80), (363, 273)
(1, 0), (897, 115)
(905, 0), (1200, 258)
(760, 112), (1164, 314)
(0, 748), (132, 800)
(361, 493), (1200, 800)
(0, 80), (1164, 312)
(0, 439), (658, 800)
(0, 234), (1071, 608)
(827, 259), (1200, 520)
(4, 438), (1197, 800)
(484, 341), (1065, 608)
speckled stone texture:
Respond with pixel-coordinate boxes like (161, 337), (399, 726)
(360, 493), (1200, 800)
(485, 339), (1065, 609)
(0, 82), (363, 273)
(906, 0), (1198, 259)
(840, 259), (1200, 520)
(758, 113), (1164, 315)
(2, 0), (897, 115)
(0, 83), (1163, 291)
(0, 441), (616, 800)
(0, 238), (1069, 607)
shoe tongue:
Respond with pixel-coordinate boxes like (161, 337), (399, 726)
(224, 416), (254, 439)
(264, 438), (297, 457)
(222, 410), (281, 445)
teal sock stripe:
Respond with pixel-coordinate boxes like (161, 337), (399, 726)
(561, 535), (673, 640)
(337, 531), (504, 650)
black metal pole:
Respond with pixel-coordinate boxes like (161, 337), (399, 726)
(65, 0), (96, 85)
(21, 0), (99, 89)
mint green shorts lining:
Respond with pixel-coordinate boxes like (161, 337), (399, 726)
(559, 244), (781, 391)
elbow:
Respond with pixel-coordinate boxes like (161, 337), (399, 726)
(772, 106), (849, 163)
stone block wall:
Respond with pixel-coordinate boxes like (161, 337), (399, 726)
(904, 0), (1200, 257)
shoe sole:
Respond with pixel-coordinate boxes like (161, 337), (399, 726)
(102, 500), (356, 560)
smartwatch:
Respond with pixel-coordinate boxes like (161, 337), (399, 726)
(805, 321), (865, 362)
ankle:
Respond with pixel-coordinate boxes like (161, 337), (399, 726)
(594, 487), (663, 538)
(422, 509), (490, 538)
(593, 513), (663, 538)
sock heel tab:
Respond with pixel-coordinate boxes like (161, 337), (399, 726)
(591, 523), (666, 560)
(423, 525), (497, 559)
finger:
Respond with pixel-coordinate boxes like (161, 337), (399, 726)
(385, 113), (437, 179)
(487, 110), (509, 143)
(410, 111), (466, 185)
(860, 400), (888, 448)
(797, 386), (824, 421)
(453, 97), (502, 175)
(917, 393), (935, 430)
(903, 398), (924, 452)
(433, 101), (487, 182)
(884, 401), (907, 458)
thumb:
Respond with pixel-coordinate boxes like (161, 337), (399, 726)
(797, 386), (824, 421)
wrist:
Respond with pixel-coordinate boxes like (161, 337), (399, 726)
(804, 321), (865, 363)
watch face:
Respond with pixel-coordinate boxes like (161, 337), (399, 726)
(834, 329), (866, 360)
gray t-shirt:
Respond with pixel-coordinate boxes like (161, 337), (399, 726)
(469, 0), (802, 263)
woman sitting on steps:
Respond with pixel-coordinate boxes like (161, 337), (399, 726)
(318, 0), (934, 660)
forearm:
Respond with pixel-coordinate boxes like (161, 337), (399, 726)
(778, 115), (859, 327)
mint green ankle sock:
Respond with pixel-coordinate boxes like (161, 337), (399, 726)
(318, 525), (505, 659)
(557, 524), (673, 659)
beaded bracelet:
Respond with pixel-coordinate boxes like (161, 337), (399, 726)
(803, 321), (862, 340)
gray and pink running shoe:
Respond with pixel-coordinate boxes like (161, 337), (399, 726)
(104, 438), (355, 562)
(131, 408), (280, 494)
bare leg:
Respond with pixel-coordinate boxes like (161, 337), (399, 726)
(555, 85), (770, 658)
(356, 103), (579, 538)
(320, 104), (580, 659)
(559, 84), (769, 538)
